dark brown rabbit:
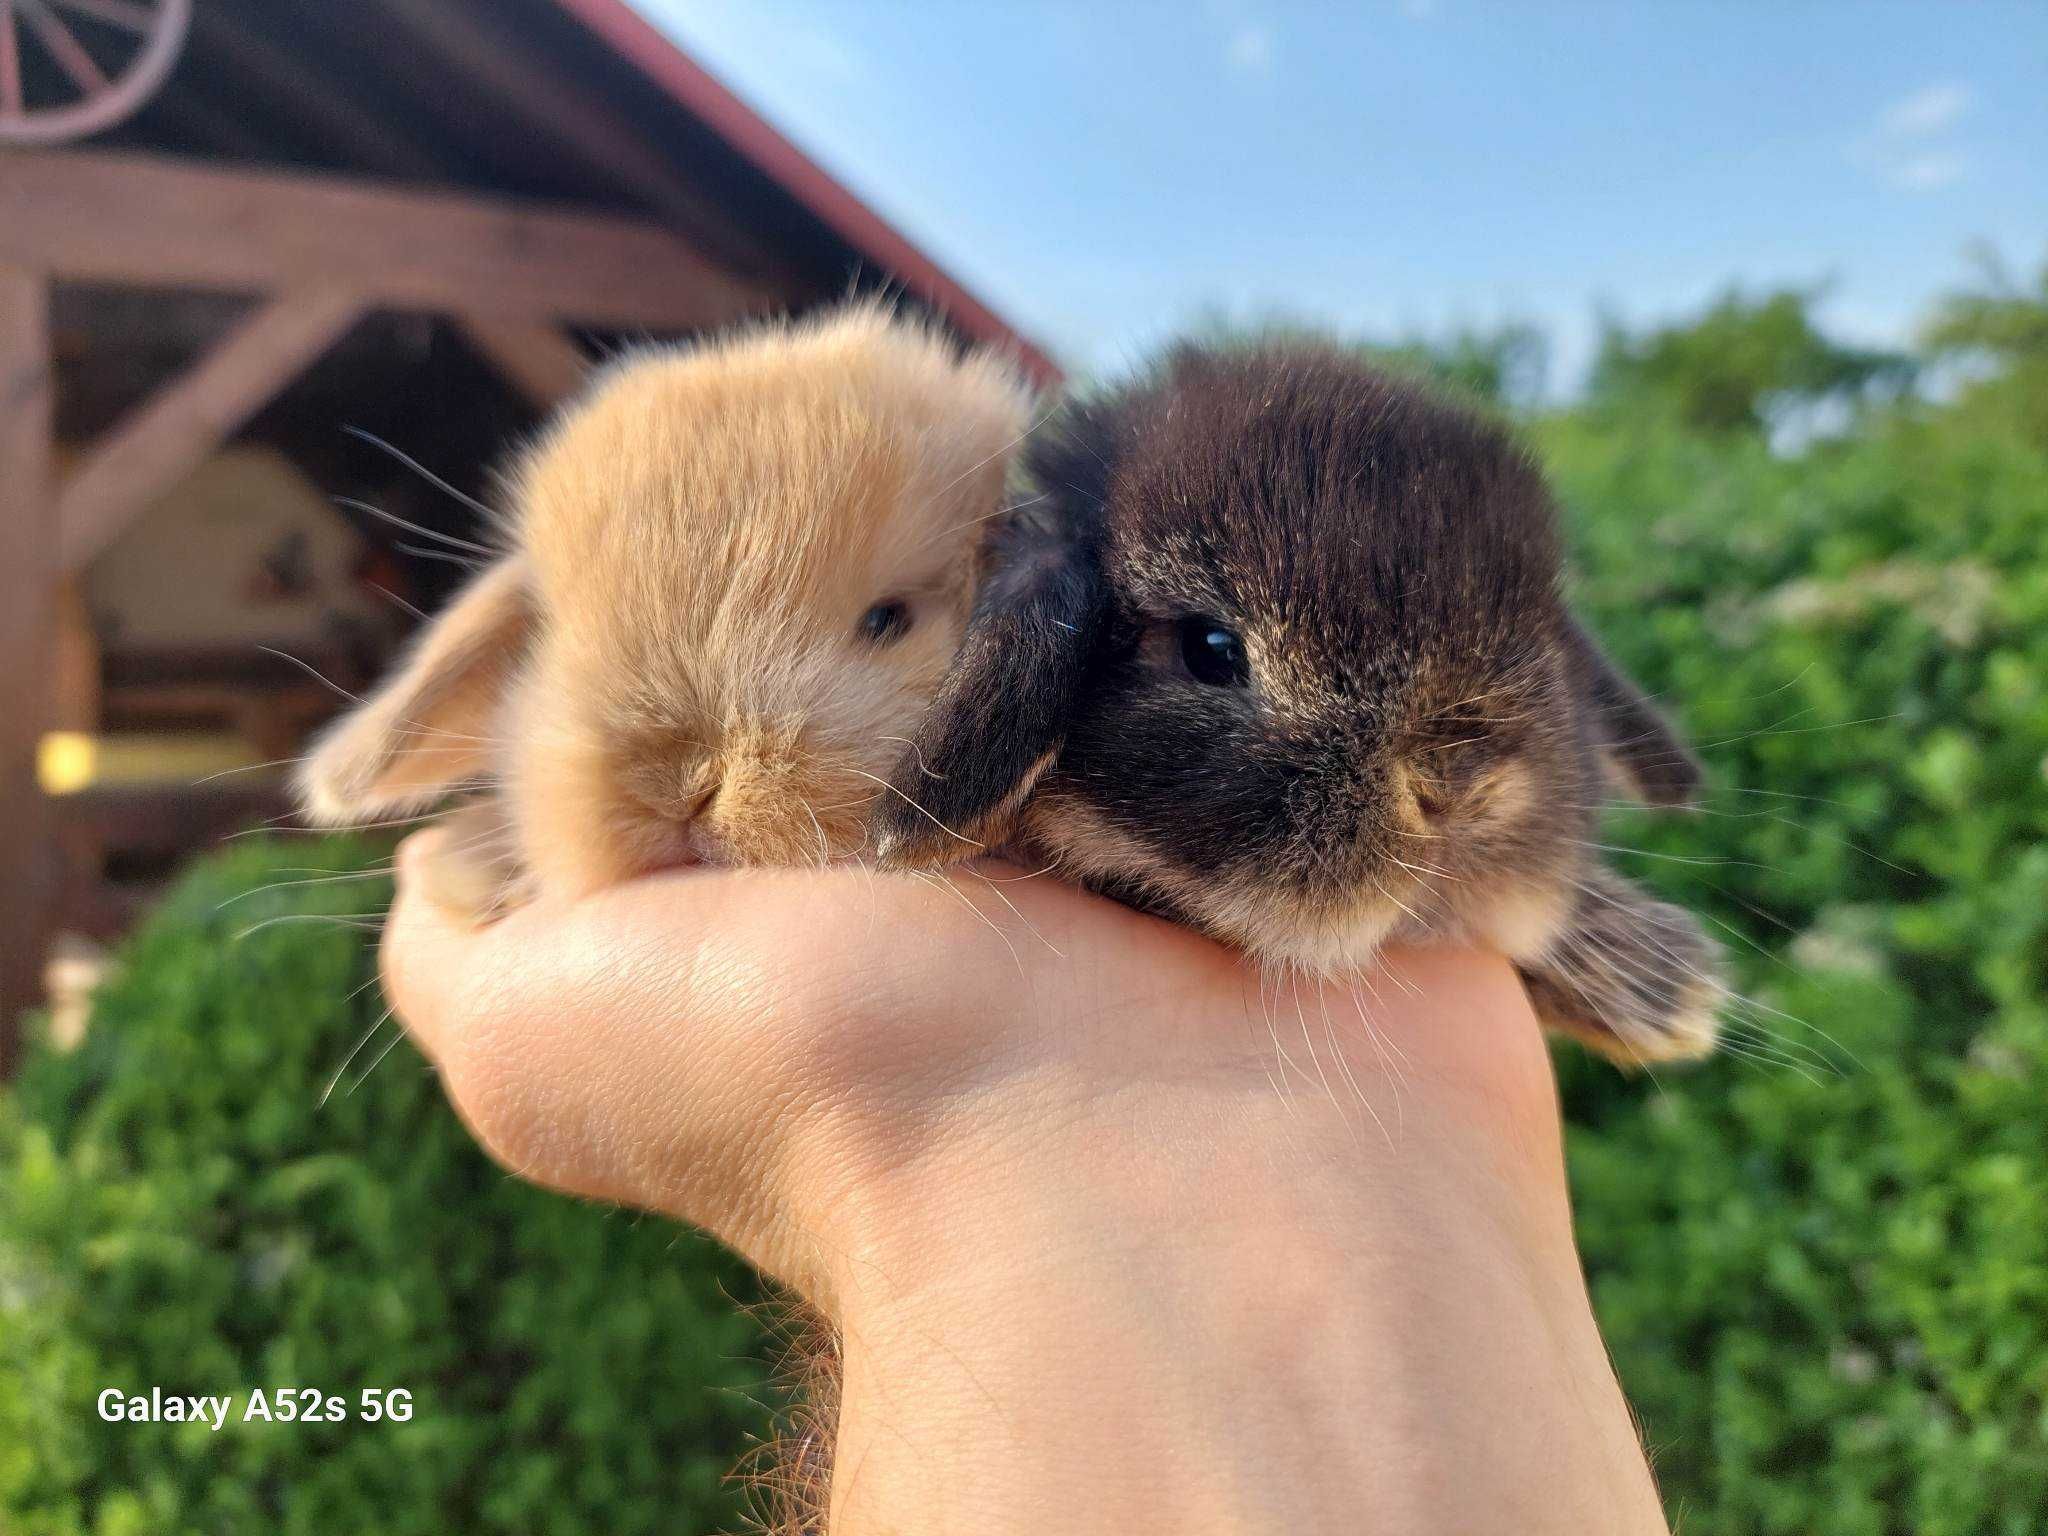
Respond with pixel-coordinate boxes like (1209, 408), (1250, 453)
(871, 340), (1721, 1064)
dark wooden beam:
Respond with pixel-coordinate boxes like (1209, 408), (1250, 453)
(0, 149), (775, 331)
(0, 267), (55, 1069)
(188, 6), (451, 184)
(370, 0), (799, 290)
(59, 288), (366, 572)
(455, 315), (592, 410)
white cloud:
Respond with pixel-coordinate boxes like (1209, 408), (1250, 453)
(1890, 152), (1968, 191)
(1226, 22), (1276, 78)
(1399, 0), (1440, 18)
(1853, 79), (1973, 194)
(1881, 81), (1972, 138)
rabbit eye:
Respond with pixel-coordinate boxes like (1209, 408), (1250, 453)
(1178, 617), (1248, 687)
(858, 600), (913, 646)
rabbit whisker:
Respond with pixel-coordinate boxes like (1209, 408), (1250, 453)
(346, 1022), (411, 1096)
(841, 768), (986, 850)
(910, 867), (1028, 984)
(342, 425), (514, 533)
(319, 1004), (396, 1109)
(333, 495), (498, 557)
(215, 869), (397, 911)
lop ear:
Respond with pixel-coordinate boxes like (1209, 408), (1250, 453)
(1562, 614), (1701, 807)
(297, 557), (532, 823)
(870, 508), (1106, 867)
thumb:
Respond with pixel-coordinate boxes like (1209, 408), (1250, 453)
(380, 830), (829, 1282)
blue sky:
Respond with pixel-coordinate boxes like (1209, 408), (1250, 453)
(644, 1), (2046, 391)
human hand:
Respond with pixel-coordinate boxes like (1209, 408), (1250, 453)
(382, 828), (1666, 1534)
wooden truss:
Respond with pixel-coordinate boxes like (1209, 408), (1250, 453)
(0, 147), (774, 1055)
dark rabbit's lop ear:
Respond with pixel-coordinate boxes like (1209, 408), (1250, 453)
(870, 507), (1106, 866)
(1562, 613), (1702, 807)
(297, 557), (532, 823)
(870, 398), (1121, 866)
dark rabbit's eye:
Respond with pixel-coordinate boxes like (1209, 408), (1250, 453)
(859, 600), (913, 645)
(1178, 617), (1249, 687)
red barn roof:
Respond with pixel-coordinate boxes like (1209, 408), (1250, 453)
(553, 0), (1058, 386)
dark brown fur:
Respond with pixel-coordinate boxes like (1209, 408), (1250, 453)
(874, 341), (1721, 1062)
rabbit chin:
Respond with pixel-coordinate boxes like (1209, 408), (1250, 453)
(1025, 800), (1401, 977)
(1226, 896), (1404, 979)
(1230, 878), (1576, 982)
(1032, 800), (1582, 982)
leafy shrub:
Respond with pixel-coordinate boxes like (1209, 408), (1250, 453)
(0, 839), (776, 1536)
(1545, 341), (2048, 1531)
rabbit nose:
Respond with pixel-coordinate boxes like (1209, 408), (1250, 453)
(673, 818), (729, 866)
(700, 741), (860, 865)
(675, 781), (730, 861)
(678, 779), (718, 824)
(636, 780), (724, 871)
(1391, 754), (1470, 828)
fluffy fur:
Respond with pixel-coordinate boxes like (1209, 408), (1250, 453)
(298, 301), (1034, 911)
(872, 340), (1723, 1064)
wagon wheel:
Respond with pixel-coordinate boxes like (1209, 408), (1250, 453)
(0, 0), (190, 145)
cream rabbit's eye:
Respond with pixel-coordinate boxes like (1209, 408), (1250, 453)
(859, 600), (913, 645)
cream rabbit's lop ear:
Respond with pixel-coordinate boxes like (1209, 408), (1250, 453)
(297, 557), (533, 824)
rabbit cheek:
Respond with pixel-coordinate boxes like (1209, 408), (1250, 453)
(506, 745), (653, 900)
(1471, 881), (1574, 965)
(1021, 790), (1407, 976)
(501, 691), (674, 899)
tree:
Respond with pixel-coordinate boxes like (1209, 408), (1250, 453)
(1588, 286), (1914, 435)
(1919, 245), (2048, 441)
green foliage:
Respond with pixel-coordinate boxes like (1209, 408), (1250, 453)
(0, 840), (777, 1535)
(1176, 307), (1549, 409)
(1588, 285), (1916, 434)
(1922, 247), (2048, 363)
(1356, 322), (1550, 410)
(1920, 247), (2048, 443)
(1541, 294), (2048, 1529)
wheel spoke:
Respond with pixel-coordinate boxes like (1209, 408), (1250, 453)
(49, 0), (153, 34)
(0, 2), (22, 118)
(18, 0), (108, 95)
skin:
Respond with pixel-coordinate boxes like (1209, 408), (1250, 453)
(383, 827), (1670, 1535)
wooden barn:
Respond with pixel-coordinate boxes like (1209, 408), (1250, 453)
(0, 0), (1056, 1058)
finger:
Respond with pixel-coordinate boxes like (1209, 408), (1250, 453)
(380, 862), (856, 1280)
(379, 827), (485, 1067)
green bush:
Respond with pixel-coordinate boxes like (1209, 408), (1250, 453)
(0, 840), (777, 1536)
(1545, 336), (2048, 1529)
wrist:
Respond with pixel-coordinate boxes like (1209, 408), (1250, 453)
(790, 956), (1664, 1535)
(821, 1117), (1646, 1536)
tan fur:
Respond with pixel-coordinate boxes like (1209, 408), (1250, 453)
(299, 301), (1034, 911)
(297, 556), (533, 823)
(1024, 795), (1406, 976)
(1473, 883), (1572, 966)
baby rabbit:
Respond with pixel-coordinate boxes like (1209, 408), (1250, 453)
(299, 302), (1033, 916)
(871, 340), (1721, 1064)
